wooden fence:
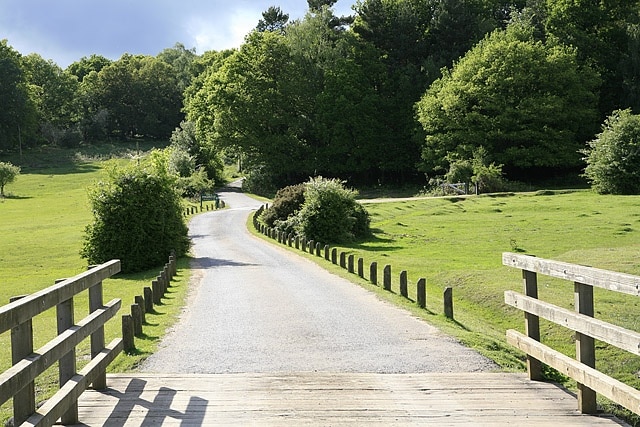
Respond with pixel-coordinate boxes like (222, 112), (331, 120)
(253, 205), (454, 319)
(121, 253), (178, 352)
(503, 252), (640, 415)
(0, 260), (122, 426)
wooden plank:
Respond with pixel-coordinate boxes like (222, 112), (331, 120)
(507, 329), (640, 415)
(0, 260), (120, 334)
(0, 299), (120, 406)
(504, 291), (640, 356)
(502, 253), (640, 297)
(76, 373), (628, 426)
(23, 339), (123, 427)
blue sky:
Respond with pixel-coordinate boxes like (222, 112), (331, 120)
(0, 0), (356, 68)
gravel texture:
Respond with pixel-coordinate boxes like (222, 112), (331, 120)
(141, 185), (497, 374)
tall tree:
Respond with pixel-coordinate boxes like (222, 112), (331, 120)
(21, 53), (80, 144)
(544, 0), (640, 116)
(256, 6), (290, 33)
(157, 42), (197, 92)
(83, 54), (183, 139)
(416, 21), (600, 179)
(67, 54), (111, 82)
(0, 40), (35, 151)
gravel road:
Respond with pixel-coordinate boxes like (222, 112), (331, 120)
(141, 184), (497, 374)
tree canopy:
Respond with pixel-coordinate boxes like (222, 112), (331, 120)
(416, 21), (600, 179)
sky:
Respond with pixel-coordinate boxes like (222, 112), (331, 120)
(0, 0), (357, 68)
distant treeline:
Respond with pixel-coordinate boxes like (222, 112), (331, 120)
(2, 0), (639, 189)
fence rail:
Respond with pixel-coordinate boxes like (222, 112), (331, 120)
(503, 252), (640, 415)
(0, 260), (122, 426)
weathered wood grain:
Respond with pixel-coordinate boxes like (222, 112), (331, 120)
(76, 372), (629, 426)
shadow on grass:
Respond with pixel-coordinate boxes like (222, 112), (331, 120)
(1, 194), (32, 200)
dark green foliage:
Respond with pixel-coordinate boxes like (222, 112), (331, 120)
(296, 177), (370, 243)
(583, 109), (640, 194)
(81, 161), (189, 273)
(261, 184), (306, 227)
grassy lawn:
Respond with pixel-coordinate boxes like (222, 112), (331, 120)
(251, 189), (640, 422)
(0, 144), (191, 421)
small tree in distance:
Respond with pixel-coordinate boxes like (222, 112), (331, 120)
(0, 161), (20, 197)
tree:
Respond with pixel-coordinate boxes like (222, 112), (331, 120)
(203, 31), (309, 184)
(0, 161), (20, 197)
(157, 43), (197, 92)
(256, 6), (290, 33)
(544, 0), (640, 117)
(83, 54), (183, 139)
(0, 40), (35, 151)
(416, 21), (600, 179)
(67, 54), (111, 82)
(21, 53), (80, 145)
(81, 156), (189, 273)
(583, 109), (640, 195)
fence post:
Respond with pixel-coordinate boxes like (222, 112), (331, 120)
(152, 279), (161, 305)
(332, 248), (338, 264)
(324, 245), (330, 260)
(316, 242), (322, 257)
(417, 278), (426, 308)
(444, 287), (454, 320)
(144, 287), (154, 312)
(523, 270), (543, 380)
(295, 236), (300, 250)
(10, 295), (35, 426)
(348, 255), (355, 274)
(308, 240), (314, 253)
(370, 262), (377, 285)
(288, 233), (294, 247)
(383, 265), (391, 291)
(122, 314), (135, 352)
(131, 303), (143, 336)
(56, 279), (78, 424)
(358, 258), (364, 278)
(400, 271), (408, 298)
(340, 252), (346, 268)
(575, 281), (597, 414)
(88, 265), (107, 390)
(302, 237), (307, 252)
(135, 295), (146, 324)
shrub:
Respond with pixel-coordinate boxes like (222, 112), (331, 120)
(296, 177), (370, 243)
(583, 109), (640, 194)
(0, 161), (20, 197)
(261, 183), (306, 227)
(81, 160), (189, 273)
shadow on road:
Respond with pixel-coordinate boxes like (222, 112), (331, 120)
(191, 256), (260, 269)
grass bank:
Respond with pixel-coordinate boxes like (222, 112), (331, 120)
(0, 144), (191, 421)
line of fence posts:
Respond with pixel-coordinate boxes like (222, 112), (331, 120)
(253, 205), (455, 320)
(122, 251), (178, 352)
(183, 200), (226, 217)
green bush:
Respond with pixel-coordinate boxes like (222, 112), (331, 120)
(81, 160), (189, 273)
(296, 177), (370, 243)
(583, 109), (640, 194)
(0, 161), (20, 197)
(261, 183), (305, 227)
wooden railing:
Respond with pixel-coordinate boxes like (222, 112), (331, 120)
(503, 252), (640, 415)
(0, 260), (123, 426)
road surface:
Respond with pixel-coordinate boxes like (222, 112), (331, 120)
(141, 184), (496, 374)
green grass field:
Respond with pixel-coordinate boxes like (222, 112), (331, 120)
(0, 144), (191, 421)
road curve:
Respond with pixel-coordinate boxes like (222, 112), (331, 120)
(141, 185), (496, 374)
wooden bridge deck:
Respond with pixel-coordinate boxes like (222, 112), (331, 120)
(74, 372), (629, 426)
